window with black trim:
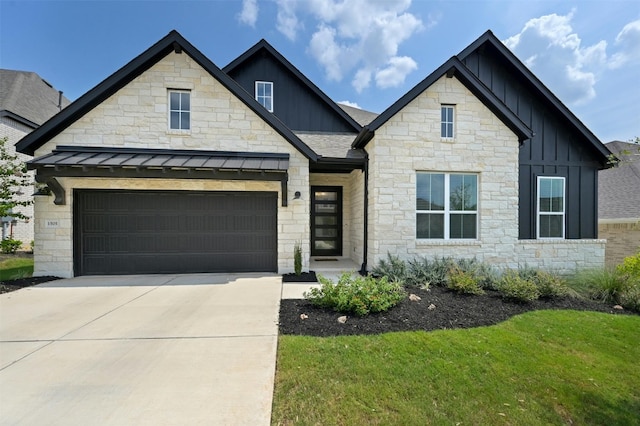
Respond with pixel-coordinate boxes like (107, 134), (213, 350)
(441, 105), (455, 139)
(255, 81), (273, 112)
(537, 176), (565, 239)
(416, 172), (478, 239)
(169, 90), (190, 130)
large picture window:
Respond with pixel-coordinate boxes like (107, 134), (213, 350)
(537, 176), (565, 239)
(169, 90), (190, 130)
(416, 173), (478, 239)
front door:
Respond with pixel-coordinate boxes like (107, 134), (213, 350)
(311, 186), (342, 256)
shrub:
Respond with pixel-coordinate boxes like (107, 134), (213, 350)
(0, 238), (22, 254)
(619, 285), (640, 312)
(447, 265), (485, 295)
(405, 256), (449, 288)
(568, 268), (631, 304)
(617, 252), (640, 285)
(498, 271), (540, 302)
(293, 242), (302, 276)
(371, 253), (407, 285)
(518, 268), (572, 299)
(305, 272), (406, 316)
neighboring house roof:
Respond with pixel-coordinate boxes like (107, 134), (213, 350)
(223, 39), (361, 133)
(457, 30), (612, 164)
(598, 141), (640, 220)
(353, 57), (533, 149)
(15, 31), (317, 160)
(337, 103), (379, 127)
(0, 69), (71, 129)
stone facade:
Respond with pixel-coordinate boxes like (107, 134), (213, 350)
(0, 116), (34, 248)
(599, 220), (640, 267)
(364, 75), (605, 273)
(33, 52), (310, 278)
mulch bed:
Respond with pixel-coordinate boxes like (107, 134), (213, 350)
(0, 276), (60, 294)
(282, 271), (318, 283)
(279, 286), (636, 337)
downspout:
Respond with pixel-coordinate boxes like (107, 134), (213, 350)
(359, 148), (369, 275)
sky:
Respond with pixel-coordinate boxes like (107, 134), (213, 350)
(1, 0), (639, 143)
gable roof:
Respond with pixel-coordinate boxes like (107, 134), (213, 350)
(15, 31), (317, 160)
(337, 103), (379, 126)
(457, 30), (612, 162)
(598, 141), (640, 220)
(223, 39), (362, 133)
(0, 69), (71, 129)
(353, 56), (533, 149)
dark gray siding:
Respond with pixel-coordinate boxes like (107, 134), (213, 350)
(462, 47), (602, 239)
(227, 52), (356, 132)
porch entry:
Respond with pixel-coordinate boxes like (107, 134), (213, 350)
(311, 186), (342, 256)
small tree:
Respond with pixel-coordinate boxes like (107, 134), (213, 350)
(0, 137), (32, 222)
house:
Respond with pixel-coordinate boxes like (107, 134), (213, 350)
(16, 30), (612, 278)
(598, 141), (640, 266)
(0, 69), (70, 246)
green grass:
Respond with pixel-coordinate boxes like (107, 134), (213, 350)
(272, 310), (640, 425)
(0, 257), (34, 281)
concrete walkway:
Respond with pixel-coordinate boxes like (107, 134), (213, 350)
(0, 274), (282, 425)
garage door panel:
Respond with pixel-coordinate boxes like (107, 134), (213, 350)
(74, 190), (277, 275)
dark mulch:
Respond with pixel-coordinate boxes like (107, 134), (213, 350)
(0, 276), (60, 294)
(282, 271), (318, 283)
(279, 286), (636, 337)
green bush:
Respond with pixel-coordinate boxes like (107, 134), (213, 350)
(371, 253), (407, 285)
(498, 271), (541, 302)
(447, 265), (485, 295)
(516, 268), (571, 298)
(293, 242), (302, 276)
(619, 285), (640, 312)
(568, 268), (631, 304)
(0, 238), (22, 254)
(305, 273), (406, 316)
(617, 252), (640, 285)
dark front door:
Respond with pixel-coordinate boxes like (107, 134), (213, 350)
(311, 186), (342, 256)
(74, 190), (278, 275)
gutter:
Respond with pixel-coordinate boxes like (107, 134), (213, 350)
(359, 148), (369, 275)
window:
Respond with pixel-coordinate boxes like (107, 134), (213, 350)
(441, 105), (454, 139)
(169, 91), (190, 130)
(416, 173), (478, 239)
(255, 81), (273, 112)
(537, 176), (565, 239)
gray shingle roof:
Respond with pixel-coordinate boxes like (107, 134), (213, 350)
(294, 132), (364, 159)
(0, 69), (71, 127)
(598, 141), (640, 220)
(337, 103), (379, 126)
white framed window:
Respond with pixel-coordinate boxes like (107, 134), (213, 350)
(441, 105), (455, 139)
(416, 172), (478, 239)
(169, 90), (190, 130)
(537, 176), (565, 239)
(255, 81), (273, 112)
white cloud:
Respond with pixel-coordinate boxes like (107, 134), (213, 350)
(238, 0), (259, 27)
(275, 0), (301, 41)
(375, 56), (418, 89)
(609, 19), (640, 68)
(338, 100), (360, 108)
(505, 10), (610, 105)
(274, 0), (427, 91)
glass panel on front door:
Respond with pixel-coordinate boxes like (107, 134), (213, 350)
(311, 186), (342, 256)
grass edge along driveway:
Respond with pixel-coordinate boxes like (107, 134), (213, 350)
(272, 310), (640, 425)
(0, 257), (33, 281)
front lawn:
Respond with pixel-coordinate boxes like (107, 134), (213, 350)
(272, 310), (640, 425)
(0, 256), (34, 281)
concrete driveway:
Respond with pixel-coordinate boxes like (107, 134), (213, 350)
(0, 274), (282, 425)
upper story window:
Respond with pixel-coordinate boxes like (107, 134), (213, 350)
(441, 105), (455, 139)
(169, 90), (190, 130)
(416, 172), (478, 239)
(537, 176), (565, 239)
(255, 81), (273, 112)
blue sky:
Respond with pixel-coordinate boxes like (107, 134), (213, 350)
(1, 0), (639, 142)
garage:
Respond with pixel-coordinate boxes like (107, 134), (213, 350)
(74, 190), (278, 275)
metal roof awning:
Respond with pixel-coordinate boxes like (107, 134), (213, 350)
(29, 146), (291, 206)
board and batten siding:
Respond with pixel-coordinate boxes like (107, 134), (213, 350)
(462, 47), (603, 239)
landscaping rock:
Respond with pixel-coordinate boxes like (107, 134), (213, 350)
(614, 305), (624, 310)
(300, 313), (309, 320)
(428, 303), (436, 310)
(337, 316), (347, 324)
(409, 294), (421, 302)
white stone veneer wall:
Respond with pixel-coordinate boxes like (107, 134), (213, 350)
(364, 74), (604, 273)
(1, 118), (35, 248)
(32, 51), (310, 277)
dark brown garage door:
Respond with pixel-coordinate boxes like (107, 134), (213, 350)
(74, 190), (277, 276)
